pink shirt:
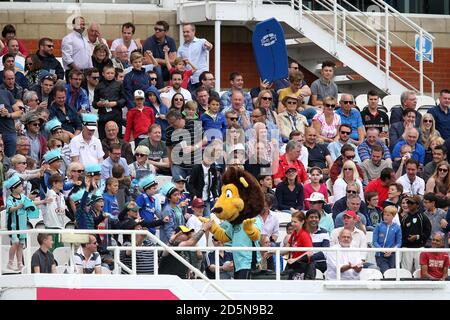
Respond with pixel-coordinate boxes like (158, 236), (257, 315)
(313, 112), (341, 139)
(303, 183), (329, 210)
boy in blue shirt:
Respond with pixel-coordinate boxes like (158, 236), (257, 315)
(135, 174), (161, 235)
(372, 205), (403, 274)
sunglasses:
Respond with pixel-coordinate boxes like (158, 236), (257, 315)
(135, 153), (147, 157)
(325, 104), (336, 109)
(45, 44), (54, 48)
(341, 101), (353, 105)
(340, 131), (351, 135)
(73, 169), (84, 173)
(346, 190), (357, 194)
(345, 155), (355, 159)
(343, 168), (353, 171)
(26, 63), (33, 66)
(154, 27), (165, 32)
(439, 168), (449, 172)
(261, 97), (273, 101)
(309, 201), (322, 204)
(423, 119), (433, 123)
(150, 77), (157, 81)
(286, 101), (297, 105)
(31, 122), (41, 127)
(91, 76), (100, 80)
(228, 117), (238, 121)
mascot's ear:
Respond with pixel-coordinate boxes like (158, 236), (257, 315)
(239, 177), (249, 188)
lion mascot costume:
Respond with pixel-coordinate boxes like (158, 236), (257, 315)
(201, 166), (265, 279)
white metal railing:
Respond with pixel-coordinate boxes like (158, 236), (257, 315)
(2, 228), (449, 285)
(0, 228), (233, 299)
(178, 0), (434, 96)
(269, 0), (434, 95)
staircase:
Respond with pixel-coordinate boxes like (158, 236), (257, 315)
(176, 0), (434, 96)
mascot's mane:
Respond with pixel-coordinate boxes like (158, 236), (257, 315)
(222, 166), (265, 225)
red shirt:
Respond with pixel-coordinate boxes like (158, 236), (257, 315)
(273, 154), (308, 183)
(420, 252), (449, 279)
(124, 106), (155, 142)
(288, 228), (313, 259)
(365, 178), (388, 207)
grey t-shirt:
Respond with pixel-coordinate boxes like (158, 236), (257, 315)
(311, 78), (338, 101)
(0, 89), (17, 133)
(139, 139), (168, 161)
(31, 248), (55, 273)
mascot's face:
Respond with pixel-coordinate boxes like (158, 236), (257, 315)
(211, 183), (244, 222)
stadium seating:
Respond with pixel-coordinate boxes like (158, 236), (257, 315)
(382, 94), (401, 112)
(383, 268), (412, 279)
(416, 95), (436, 108)
(359, 268), (383, 280)
(53, 247), (72, 266)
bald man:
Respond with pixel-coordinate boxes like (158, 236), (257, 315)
(85, 22), (109, 55)
(304, 127), (333, 174)
(111, 44), (130, 70)
(101, 121), (134, 164)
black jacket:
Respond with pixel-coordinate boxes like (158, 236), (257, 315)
(401, 211), (432, 248)
(187, 163), (220, 201)
(36, 52), (64, 80)
(93, 79), (126, 123)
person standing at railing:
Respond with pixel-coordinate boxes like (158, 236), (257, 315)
(401, 195), (432, 273)
(419, 231), (449, 280)
(372, 206), (402, 274)
(326, 229), (363, 280)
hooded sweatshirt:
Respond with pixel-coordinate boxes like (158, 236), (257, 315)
(123, 68), (151, 108)
(145, 86), (169, 140)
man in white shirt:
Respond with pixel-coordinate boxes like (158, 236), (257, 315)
(331, 210), (367, 262)
(61, 16), (92, 79)
(160, 71), (192, 106)
(110, 22), (142, 59)
(69, 113), (104, 166)
(326, 228), (363, 280)
(177, 23), (213, 91)
(396, 158), (425, 197)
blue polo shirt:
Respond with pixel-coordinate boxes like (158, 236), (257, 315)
(428, 106), (450, 140)
(335, 108), (363, 140)
(392, 140), (425, 165)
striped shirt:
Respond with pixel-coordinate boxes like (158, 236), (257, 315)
(74, 247), (101, 274)
(120, 239), (155, 274)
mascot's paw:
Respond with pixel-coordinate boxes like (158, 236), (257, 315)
(198, 217), (210, 223)
(242, 218), (256, 234)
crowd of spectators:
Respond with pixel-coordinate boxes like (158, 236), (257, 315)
(1, 18), (450, 280)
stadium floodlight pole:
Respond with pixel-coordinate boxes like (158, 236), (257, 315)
(215, 20), (221, 92)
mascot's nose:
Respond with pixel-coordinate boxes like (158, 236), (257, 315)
(212, 207), (223, 214)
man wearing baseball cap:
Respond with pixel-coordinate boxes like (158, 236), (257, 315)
(22, 112), (48, 162)
(69, 112), (104, 166)
(304, 192), (334, 234)
(330, 208), (368, 264)
(124, 89), (155, 146)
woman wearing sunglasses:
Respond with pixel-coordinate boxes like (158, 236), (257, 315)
(170, 92), (185, 111)
(333, 160), (364, 203)
(312, 96), (341, 144)
(24, 54), (45, 89)
(255, 89), (279, 128)
(421, 114), (441, 164)
(278, 94), (308, 142)
(426, 161), (450, 194)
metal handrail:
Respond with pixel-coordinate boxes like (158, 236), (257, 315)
(1, 228), (447, 283)
(0, 228), (233, 300)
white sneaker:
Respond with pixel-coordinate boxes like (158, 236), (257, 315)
(6, 262), (14, 270)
